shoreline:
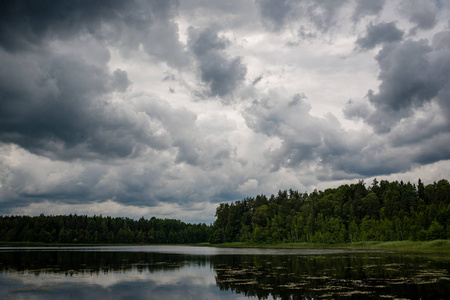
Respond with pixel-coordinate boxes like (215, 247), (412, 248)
(202, 240), (450, 253)
(1, 239), (449, 253)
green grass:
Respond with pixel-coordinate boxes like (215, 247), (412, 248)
(350, 240), (450, 252)
(201, 240), (450, 252)
(2, 240), (450, 252)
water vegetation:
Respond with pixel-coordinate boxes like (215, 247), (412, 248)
(211, 250), (450, 299)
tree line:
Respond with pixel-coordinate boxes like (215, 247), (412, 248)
(210, 179), (450, 244)
(0, 214), (209, 244)
(1, 179), (449, 245)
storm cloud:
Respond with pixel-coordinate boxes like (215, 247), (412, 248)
(188, 27), (247, 98)
(399, 0), (438, 31)
(0, 0), (449, 222)
(356, 22), (404, 50)
(352, 0), (385, 22)
(0, 0), (186, 66)
(364, 35), (450, 134)
(256, 0), (298, 31)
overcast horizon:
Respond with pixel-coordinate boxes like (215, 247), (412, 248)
(1, 0), (449, 224)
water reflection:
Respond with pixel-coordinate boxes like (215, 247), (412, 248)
(3, 267), (228, 299)
(212, 254), (450, 299)
(0, 246), (448, 299)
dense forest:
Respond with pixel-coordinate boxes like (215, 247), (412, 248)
(210, 179), (450, 244)
(0, 179), (449, 245)
(0, 215), (209, 244)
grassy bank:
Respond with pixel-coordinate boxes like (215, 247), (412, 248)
(2, 240), (449, 252)
(201, 240), (450, 252)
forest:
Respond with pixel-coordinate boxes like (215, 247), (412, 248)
(0, 215), (209, 244)
(0, 179), (449, 245)
(209, 179), (450, 244)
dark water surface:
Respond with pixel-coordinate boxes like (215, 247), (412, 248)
(0, 246), (448, 299)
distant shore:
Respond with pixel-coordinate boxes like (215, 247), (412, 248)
(1, 239), (449, 253)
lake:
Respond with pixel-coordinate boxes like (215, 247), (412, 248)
(0, 245), (448, 299)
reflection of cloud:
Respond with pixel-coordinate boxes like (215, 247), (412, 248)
(3, 265), (216, 289)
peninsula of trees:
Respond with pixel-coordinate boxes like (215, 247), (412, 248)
(0, 179), (449, 245)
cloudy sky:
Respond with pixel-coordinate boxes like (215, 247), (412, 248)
(1, 0), (449, 224)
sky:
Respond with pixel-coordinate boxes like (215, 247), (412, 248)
(0, 0), (449, 224)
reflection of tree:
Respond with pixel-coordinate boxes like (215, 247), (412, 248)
(211, 254), (450, 300)
(0, 251), (209, 275)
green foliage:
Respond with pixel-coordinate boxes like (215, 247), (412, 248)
(211, 179), (450, 244)
(0, 215), (210, 244)
(2, 178), (448, 246)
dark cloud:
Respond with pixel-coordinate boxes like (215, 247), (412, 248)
(431, 31), (450, 115)
(188, 27), (229, 56)
(412, 134), (450, 165)
(342, 99), (371, 120)
(386, 111), (448, 148)
(0, 48), (154, 160)
(399, 0), (437, 31)
(338, 30), (450, 176)
(364, 35), (450, 133)
(0, 0), (200, 162)
(0, 0), (187, 68)
(0, 47), (222, 163)
(0, 53), (89, 153)
(0, 0), (130, 51)
(0, 90), (236, 210)
(377, 31), (450, 148)
(433, 31), (450, 50)
(188, 27), (247, 98)
(330, 143), (415, 178)
(111, 69), (132, 93)
(352, 0), (385, 22)
(356, 22), (404, 50)
(319, 131), (449, 179)
(256, 0), (297, 31)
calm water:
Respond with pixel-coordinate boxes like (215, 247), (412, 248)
(0, 246), (449, 299)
